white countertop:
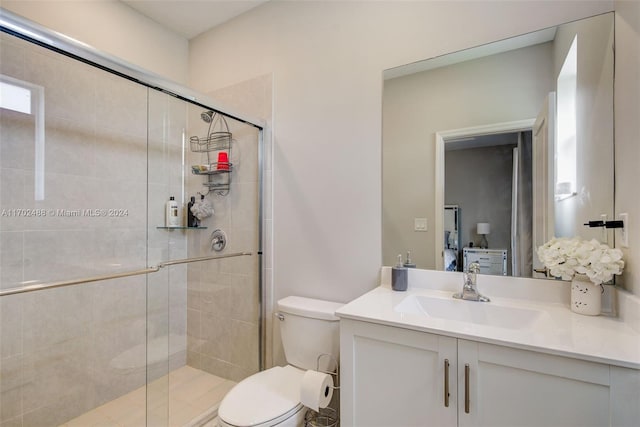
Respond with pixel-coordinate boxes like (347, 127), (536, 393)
(335, 268), (640, 369)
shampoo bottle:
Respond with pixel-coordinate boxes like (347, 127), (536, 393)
(392, 254), (408, 291)
(166, 196), (180, 227)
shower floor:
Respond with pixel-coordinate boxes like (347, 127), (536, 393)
(59, 366), (235, 427)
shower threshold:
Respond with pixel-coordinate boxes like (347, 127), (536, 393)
(59, 366), (235, 427)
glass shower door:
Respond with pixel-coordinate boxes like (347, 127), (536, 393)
(0, 31), (153, 426)
(145, 88), (189, 426)
(1, 18), (263, 426)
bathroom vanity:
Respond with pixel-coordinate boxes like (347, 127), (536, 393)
(336, 268), (640, 427)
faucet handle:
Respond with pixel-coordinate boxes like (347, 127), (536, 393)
(467, 262), (481, 274)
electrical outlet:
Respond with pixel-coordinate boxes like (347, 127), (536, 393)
(414, 218), (428, 232)
(618, 213), (629, 248)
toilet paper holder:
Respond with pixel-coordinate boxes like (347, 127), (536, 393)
(300, 354), (340, 425)
(316, 353), (340, 391)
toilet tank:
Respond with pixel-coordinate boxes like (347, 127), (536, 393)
(277, 296), (343, 372)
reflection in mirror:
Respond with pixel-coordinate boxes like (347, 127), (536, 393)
(443, 205), (460, 271)
(444, 131), (532, 276)
(382, 13), (614, 279)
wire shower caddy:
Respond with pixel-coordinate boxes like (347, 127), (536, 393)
(190, 112), (233, 195)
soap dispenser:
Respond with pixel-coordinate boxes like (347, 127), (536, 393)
(392, 254), (408, 291)
(403, 251), (416, 268)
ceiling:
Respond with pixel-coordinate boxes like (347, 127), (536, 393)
(384, 27), (557, 80)
(120, 0), (269, 39)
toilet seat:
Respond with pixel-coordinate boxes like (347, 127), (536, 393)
(218, 365), (306, 427)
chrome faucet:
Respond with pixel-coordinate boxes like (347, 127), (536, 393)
(453, 262), (490, 302)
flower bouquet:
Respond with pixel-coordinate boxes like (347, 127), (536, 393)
(537, 237), (624, 284)
(537, 237), (624, 315)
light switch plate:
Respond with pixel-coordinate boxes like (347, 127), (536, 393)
(414, 218), (428, 232)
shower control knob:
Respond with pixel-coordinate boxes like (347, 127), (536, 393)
(211, 229), (227, 252)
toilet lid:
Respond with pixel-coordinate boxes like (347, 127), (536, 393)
(219, 365), (305, 427)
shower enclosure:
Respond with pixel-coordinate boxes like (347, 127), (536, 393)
(0, 10), (264, 427)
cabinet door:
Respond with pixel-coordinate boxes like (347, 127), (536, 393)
(610, 366), (640, 426)
(458, 340), (612, 427)
(340, 319), (457, 427)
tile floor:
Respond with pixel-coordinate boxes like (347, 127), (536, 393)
(59, 366), (235, 427)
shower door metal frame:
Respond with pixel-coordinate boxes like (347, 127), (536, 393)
(0, 7), (268, 371)
(0, 9), (264, 129)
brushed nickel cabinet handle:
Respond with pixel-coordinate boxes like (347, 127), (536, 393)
(464, 363), (470, 414)
(444, 359), (450, 407)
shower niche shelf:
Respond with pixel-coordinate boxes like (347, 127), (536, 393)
(190, 112), (234, 195)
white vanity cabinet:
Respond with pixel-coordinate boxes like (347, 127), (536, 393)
(340, 318), (638, 427)
(340, 318), (457, 426)
(457, 339), (612, 427)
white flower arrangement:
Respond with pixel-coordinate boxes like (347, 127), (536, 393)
(537, 237), (624, 284)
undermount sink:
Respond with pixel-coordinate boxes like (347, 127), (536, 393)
(395, 294), (543, 330)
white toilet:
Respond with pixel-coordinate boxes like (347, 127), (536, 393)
(218, 296), (343, 427)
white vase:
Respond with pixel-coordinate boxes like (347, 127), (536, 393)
(570, 274), (602, 316)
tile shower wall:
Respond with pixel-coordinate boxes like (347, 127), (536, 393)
(185, 108), (261, 382)
(0, 32), (187, 426)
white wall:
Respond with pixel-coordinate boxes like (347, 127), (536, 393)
(189, 0), (614, 304)
(1, 0), (188, 84)
(614, 0), (640, 295)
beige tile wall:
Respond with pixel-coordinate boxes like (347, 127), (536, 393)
(205, 74), (276, 368)
(185, 104), (261, 382)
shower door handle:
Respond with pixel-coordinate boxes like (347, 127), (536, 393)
(0, 252), (252, 297)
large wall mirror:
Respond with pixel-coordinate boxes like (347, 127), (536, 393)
(382, 12), (614, 279)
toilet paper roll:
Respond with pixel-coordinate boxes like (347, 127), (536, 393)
(300, 370), (334, 411)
